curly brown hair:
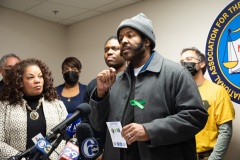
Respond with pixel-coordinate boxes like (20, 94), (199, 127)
(0, 58), (59, 105)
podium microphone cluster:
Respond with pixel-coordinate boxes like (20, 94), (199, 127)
(8, 103), (91, 160)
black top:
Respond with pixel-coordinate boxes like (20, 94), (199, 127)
(83, 79), (106, 159)
(0, 79), (4, 93)
(24, 94), (46, 149)
(83, 79), (97, 104)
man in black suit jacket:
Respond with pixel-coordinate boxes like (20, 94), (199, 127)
(83, 36), (126, 160)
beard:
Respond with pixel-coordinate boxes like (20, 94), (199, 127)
(122, 38), (145, 61)
(132, 38), (144, 52)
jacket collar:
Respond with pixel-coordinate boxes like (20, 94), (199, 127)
(124, 50), (163, 76)
(145, 50), (163, 73)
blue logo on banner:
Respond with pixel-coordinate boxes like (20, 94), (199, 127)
(206, 0), (240, 104)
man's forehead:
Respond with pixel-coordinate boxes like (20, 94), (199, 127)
(105, 39), (119, 47)
(5, 57), (19, 66)
(182, 50), (197, 57)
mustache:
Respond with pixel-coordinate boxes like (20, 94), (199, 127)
(121, 45), (131, 51)
(119, 37), (145, 57)
(120, 40), (144, 53)
(120, 45), (131, 56)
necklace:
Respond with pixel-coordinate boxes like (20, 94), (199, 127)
(25, 98), (42, 120)
(67, 97), (71, 102)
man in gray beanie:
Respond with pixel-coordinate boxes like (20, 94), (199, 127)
(117, 13), (155, 50)
(89, 13), (208, 160)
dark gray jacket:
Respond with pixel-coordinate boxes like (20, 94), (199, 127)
(89, 51), (208, 160)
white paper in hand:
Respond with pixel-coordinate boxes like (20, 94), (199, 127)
(106, 121), (127, 148)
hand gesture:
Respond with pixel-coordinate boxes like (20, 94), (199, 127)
(96, 67), (116, 98)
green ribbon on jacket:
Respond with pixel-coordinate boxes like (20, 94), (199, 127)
(130, 100), (145, 109)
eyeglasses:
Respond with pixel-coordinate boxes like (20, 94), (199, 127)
(180, 57), (201, 64)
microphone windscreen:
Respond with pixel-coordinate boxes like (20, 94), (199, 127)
(76, 123), (94, 144)
(76, 103), (91, 117)
(76, 123), (100, 159)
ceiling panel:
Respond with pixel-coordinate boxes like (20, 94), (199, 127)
(97, 0), (142, 12)
(69, 10), (102, 21)
(0, 0), (45, 12)
(49, 0), (117, 9)
(25, 2), (87, 19)
(0, 0), (144, 25)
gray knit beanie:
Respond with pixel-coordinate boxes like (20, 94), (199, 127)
(117, 13), (155, 50)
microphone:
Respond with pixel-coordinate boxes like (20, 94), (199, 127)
(34, 137), (53, 156)
(46, 103), (91, 142)
(9, 136), (53, 159)
(76, 123), (99, 160)
(58, 138), (79, 160)
(10, 104), (91, 160)
(66, 114), (81, 138)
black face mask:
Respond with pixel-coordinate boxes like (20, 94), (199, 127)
(63, 71), (79, 86)
(181, 62), (199, 76)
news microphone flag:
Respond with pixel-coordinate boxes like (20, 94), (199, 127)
(35, 138), (53, 155)
(58, 138), (79, 160)
(81, 138), (99, 159)
(66, 113), (81, 137)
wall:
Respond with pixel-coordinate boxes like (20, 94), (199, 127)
(67, 0), (239, 160)
(0, 6), (66, 85)
(0, 0), (239, 159)
(67, 0), (235, 84)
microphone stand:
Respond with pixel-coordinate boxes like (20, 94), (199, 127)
(32, 151), (42, 160)
(8, 145), (36, 160)
(43, 134), (64, 160)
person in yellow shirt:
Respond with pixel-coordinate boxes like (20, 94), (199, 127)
(180, 47), (235, 160)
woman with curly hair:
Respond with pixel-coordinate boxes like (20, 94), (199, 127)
(0, 58), (68, 159)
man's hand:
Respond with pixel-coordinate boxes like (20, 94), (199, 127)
(122, 123), (150, 145)
(96, 67), (116, 98)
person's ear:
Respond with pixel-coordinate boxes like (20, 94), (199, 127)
(200, 60), (206, 69)
(144, 39), (150, 47)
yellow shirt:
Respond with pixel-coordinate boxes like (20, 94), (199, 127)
(196, 79), (235, 153)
